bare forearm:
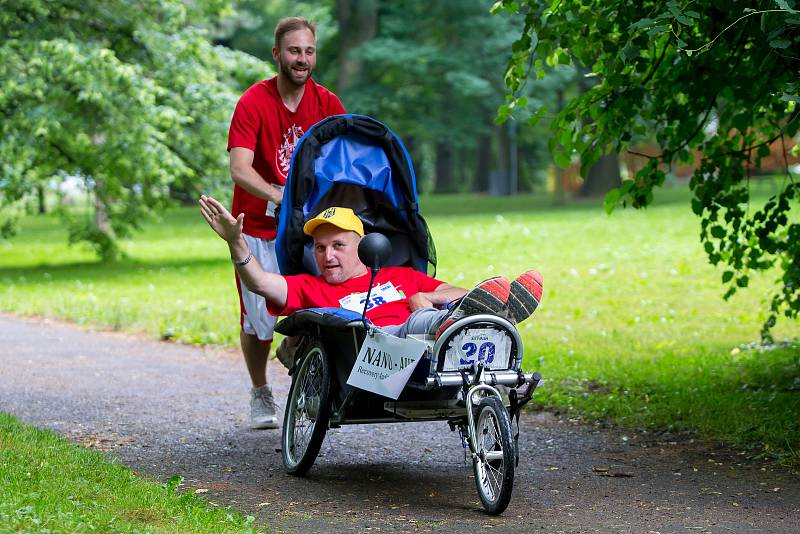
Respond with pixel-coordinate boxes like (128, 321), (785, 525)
(423, 283), (467, 306)
(231, 165), (283, 204)
(229, 239), (288, 307)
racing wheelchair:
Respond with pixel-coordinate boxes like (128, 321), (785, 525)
(273, 115), (541, 515)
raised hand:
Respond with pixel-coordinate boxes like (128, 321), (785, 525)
(198, 195), (244, 243)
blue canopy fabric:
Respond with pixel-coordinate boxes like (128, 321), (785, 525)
(275, 115), (436, 277)
(306, 133), (400, 219)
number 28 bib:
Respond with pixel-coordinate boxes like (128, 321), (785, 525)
(338, 282), (403, 313)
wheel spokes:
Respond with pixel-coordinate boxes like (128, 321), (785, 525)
(289, 352), (324, 461)
(477, 410), (505, 501)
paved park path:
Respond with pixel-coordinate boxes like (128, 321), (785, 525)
(1, 312), (798, 533)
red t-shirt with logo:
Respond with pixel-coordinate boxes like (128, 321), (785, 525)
(227, 77), (346, 239)
(267, 267), (445, 327)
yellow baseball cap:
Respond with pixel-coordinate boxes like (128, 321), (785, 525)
(302, 206), (365, 237)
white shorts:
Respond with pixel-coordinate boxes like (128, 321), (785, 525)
(236, 234), (279, 342)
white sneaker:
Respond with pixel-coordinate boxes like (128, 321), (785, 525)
(250, 384), (279, 429)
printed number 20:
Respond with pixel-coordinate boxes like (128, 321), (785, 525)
(459, 341), (495, 365)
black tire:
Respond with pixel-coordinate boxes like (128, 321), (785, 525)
(281, 339), (332, 476)
(472, 396), (515, 514)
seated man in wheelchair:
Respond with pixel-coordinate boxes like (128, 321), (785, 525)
(199, 195), (543, 342)
(202, 113), (542, 515)
(202, 193), (542, 514)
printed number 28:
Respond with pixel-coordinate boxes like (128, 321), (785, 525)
(359, 295), (386, 310)
(459, 341), (495, 365)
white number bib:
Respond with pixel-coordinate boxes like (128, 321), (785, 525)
(443, 328), (511, 370)
(339, 281), (403, 314)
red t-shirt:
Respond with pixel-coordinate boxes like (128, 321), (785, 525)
(268, 267), (445, 327)
(227, 77), (346, 239)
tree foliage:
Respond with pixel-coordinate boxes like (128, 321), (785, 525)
(339, 0), (524, 192)
(217, 0), (334, 66)
(0, 0), (270, 259)
(497, 0), (800, 339)
(219, 1), (565, 194)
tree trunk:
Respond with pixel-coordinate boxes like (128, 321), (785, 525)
(94, 194), (112, 236)
(475, 132), (491, 192)
(572, 67), (622, 198)
(37, 184), (46, 214)
(578, 151), (622, 197)
(554, 88), (566, 205)
(508, 121), (518, 195)
(336, 0), (378, 93)
(434, 140), (454, 193)
(489, 123), (510, 195)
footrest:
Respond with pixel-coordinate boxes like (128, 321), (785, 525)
(383, 399), (463, 419)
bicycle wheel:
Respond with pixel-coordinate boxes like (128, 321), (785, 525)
(472, 396), (515, 514)
(281, 339), (332, 476)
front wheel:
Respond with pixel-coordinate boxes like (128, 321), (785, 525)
(472, 396), (515, 514)
(281, 339), (332, 476)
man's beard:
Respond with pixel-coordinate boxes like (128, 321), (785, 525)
(279, 58), (312, 87)
(322, 270), (346, 285)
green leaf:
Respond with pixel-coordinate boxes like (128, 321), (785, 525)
(691, 198), (704, 215)
(722, 270), (734, 283)
(775, 0), (799, 14)
(648, 24), (671, 37)
(604, 187), (622, 214)
(527, 106), (548, 127)
(723, 287), (736, 300)
(667, 2), (693, 26)
(553, 147), (572, 168)
(628, 18), (654, 31)
(495, 104), (512, 124)
(621, 43), (640, 63)
(490, 1), (505, 15)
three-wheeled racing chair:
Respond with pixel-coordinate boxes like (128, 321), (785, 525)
(273, 115), (541, 515)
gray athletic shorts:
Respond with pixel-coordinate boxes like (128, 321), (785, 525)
(237, 234), (279, 342)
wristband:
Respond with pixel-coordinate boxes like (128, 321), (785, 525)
(232, 252), (253, 266)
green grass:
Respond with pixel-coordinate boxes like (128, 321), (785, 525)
(0, 413), (261, 533)
(0, 209), (238, 345)
(1, 183), (799, 465)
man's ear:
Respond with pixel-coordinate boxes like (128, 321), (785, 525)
(272, 47), (279, 62)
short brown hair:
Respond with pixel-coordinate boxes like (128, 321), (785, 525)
(274, 17), (316, 49)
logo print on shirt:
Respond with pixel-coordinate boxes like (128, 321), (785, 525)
(276, 125), (304, 179)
